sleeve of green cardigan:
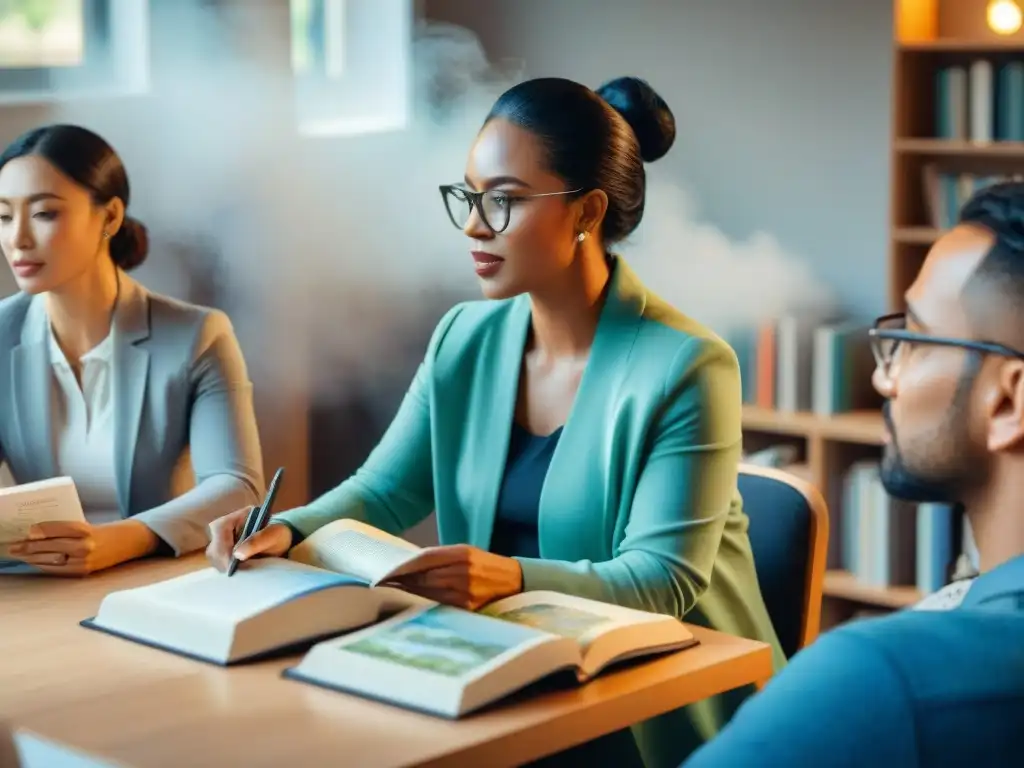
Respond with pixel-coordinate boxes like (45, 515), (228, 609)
(515, 335), (742, 617)
(274, 305), (463, 538)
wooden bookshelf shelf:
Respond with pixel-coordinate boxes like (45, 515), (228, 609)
(741, 406), (884, 446)
(894, 138), (1024, 157)
(898, 39), (1024, 52)
(893, 226), (942, 244)
(823, 570), (923, 609)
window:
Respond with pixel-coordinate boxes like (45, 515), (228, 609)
(0, 0), (85, 68)
(0, 0), (148, 104)
(292, 0), (411, 137)
(291, 0), (343, 79)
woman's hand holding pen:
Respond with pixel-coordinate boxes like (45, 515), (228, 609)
(206, 506), (292, 573)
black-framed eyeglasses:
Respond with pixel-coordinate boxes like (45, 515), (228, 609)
(439, 184), (583, 234)
(869, 311), (1024, 383)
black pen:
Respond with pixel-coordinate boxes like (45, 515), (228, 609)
(227, 467), (285, 577)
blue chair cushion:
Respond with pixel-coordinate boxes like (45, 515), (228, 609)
(738, 471), (812, 659)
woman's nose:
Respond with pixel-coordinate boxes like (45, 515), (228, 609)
(462, 205), (493, 240)
(12, 215), (34, 251)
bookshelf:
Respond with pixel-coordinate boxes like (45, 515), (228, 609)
(891, 0), (1024, 309)
(740, 0), (1020, 628)
(740, 406), (921, 627)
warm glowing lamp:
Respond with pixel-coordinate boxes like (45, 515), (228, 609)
(988, 0), (1023, 35)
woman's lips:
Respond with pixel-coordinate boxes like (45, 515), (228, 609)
(471, 251), (503, 278)
(11, 261), (43, 278)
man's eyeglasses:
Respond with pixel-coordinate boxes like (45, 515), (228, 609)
(439, 185), (583, 234)
(869, 311), (1024, 383)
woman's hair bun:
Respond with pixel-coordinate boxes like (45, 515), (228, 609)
(109, 216), (149, 271)
(596, 76), (676, 163)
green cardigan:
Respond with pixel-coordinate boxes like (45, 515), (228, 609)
(278, 258), (785, 766)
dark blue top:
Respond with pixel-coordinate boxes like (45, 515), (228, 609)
(682, 553), (1024, 768)
(491, 420), (646, 767)
(490, 421), (562, 558)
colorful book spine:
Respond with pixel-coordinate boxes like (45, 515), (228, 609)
(935, 57), (1024, 146)
(916, 502), (955, 593)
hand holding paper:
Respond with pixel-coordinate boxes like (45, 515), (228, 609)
(7, 520), (159, 577)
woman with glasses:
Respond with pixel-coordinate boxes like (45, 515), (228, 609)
(0, 124), (264, 575)
(207, 75), (782, 767)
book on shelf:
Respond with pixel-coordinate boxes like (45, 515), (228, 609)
(916, 501), (957, 593)
(921, 163), (1024, 230)
(82, 519), (450, 665)
(920, 57), (1024, 233)
(0, 477), (86, 573)
(730, 316), (876, 416)
(774, 314), (819, 413)
(935, 59), (1024, 144)
(810, 322), (875, 417)
(935, 64), (969, 140)
(839, 462), (975, 598)
(841, 461), (916, 589)
(284, 590), (698, 719)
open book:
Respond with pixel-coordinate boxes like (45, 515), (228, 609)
(0, 477), (85, 573)
(284, 590), (698, 718)
(81, 519), (455, 665)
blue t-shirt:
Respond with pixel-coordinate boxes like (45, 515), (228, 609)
(683, 554), (1024, 767)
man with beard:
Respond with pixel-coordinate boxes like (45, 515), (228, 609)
(682, 182), (1024, 768)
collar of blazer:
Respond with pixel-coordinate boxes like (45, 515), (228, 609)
(19, 268), (151, 348)
(13, 268), (151, 510)
(466, 255), (650, 550)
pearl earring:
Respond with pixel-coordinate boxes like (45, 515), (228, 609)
(576, 232), (587, 243)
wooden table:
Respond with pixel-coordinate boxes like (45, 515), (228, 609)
(1, 557), (772, 767)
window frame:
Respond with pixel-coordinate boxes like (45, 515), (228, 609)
(0, 0), (148, 105)
(292, 0), (412, 139)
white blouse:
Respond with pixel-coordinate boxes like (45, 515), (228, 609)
(48, 326), (121, 525)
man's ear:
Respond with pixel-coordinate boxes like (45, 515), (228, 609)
(986, 359), (1024, 451)
(575, 189), (608, 239)
(102, 197), (126, 239)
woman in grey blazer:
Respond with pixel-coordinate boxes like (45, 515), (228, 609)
(0, 124), (264, 575)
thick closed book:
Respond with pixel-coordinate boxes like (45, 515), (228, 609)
(284, 590), (699, 718)
(81, 519), (441, 665)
